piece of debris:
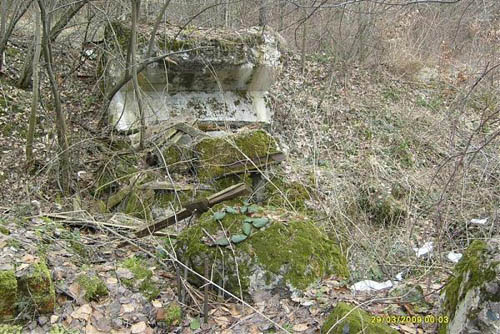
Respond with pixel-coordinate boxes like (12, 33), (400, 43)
(351, 280), (393, 292)
(414, 241), (433, 258)
(470, 217), (488, 225)
(447, 251), (463, 263)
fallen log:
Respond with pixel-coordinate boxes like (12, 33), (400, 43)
(134, 182), (250, 238)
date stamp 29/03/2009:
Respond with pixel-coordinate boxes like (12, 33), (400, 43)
(371, 315), (450, 325)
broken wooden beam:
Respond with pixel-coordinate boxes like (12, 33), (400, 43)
(134, 183), (250, 238)
(216, 152), (286, 178)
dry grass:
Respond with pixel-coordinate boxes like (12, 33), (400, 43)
(269, 51), (499, 285)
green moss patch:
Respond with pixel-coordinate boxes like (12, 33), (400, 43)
(265, 177), (312, 212)
(0, 226), (10, 235)
(0, 270), (18, 322)
(121, 257), (160, 300)
(0, 325), (23, 334)
(121, 188), (154, 219)
(322, 302), (398, 334)
(194, 130), (278, 181)
(77, 274), (109, 302)
(164, 302), (182, 326)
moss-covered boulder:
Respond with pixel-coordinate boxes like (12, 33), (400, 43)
(0, 270), (18, 321)
(321, 302), (398, 334)
(439, 238), (500, 334)
(16, 260), (56, 314)
(195, 129), (278, 182)
(0, 260), (56, 321)
(176, 203), (349, 301)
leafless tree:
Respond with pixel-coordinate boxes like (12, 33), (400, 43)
(26, 4), (42, 166)
(17, 0), (90, 88)
(130, 0), (146, 148)
(37, 0), (70, 193)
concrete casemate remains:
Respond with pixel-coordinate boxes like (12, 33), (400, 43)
(101, 22), (285, 131)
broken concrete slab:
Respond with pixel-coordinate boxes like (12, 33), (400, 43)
(102, 23), (285, 131)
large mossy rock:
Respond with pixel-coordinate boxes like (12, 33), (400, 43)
(439, 238), (500, 334)
(175, 203), (349, 301)
(16, 260), (56, 315)
(321, 302), (398, 334)
(194, 129), (279, 183)
(0, 270), (17, 322)
(103, 23), (284, 131)
(0, 259), (55, 321)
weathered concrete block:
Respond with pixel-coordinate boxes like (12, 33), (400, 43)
(103, 23), (284, 131)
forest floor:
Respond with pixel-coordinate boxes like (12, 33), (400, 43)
(0, 29), (498, 334)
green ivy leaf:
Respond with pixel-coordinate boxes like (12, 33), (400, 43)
(242, 222), (252, 236)
(252, 217), (270, 228)
(215, 237), (230, 246)
(247, 204), (259, 213)
(213, 211), (226, 221)
(225, 206), (238, 214)
(240, 206), (248, 214)
(231, 234), (247, 244)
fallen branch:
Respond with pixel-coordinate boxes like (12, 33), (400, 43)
(134, 182), (250, 238)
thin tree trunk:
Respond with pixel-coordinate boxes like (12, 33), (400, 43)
(224, 0), (229, 27)
(38, 0), (70, 193)
(131, 0), (145, 148)
(259, 0), (267, 27)
(17, 0), (89, 88)
(99, 0), (172, 127)
(26, 4), (42, 165)
(0, 0), (8, 73)
(279, 0), (284, 31)
(301, 11), (307, 74)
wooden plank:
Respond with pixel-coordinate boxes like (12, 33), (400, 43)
(139, 181), (200, 192)
(134, 182), (250, 238)
(215, 152), (286, 178)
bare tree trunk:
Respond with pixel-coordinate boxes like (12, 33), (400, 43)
(278, 0), (283, 31)
(38, 0), (70, 193)
(26, 4), (42, 166)
(301, 10), (307, 74)
(259, 0), (267, 27)
(131, 0), (145, 148)
(17, 0), (89, 88)
(224, 0), (229, 27)
(0, 0), (8, 73)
